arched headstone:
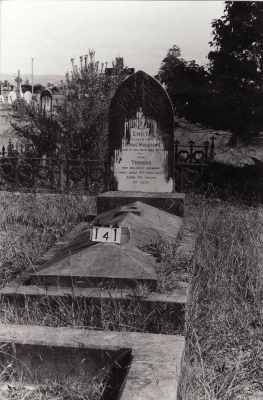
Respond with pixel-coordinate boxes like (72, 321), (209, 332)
(23, 91), (32, 104)
(109, 70), (174, 192)
(40, 88), (53, 112)
(8, 89), (17, 104)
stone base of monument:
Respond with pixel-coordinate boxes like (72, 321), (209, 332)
(0, 324), (185, 400)
(97, 191), (185, 217)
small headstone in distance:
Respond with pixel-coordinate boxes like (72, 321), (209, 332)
(40, 88), (53, 111)
(109, 70), (174, 192)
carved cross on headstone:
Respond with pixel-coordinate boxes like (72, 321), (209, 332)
(15, 70), (23, 99)
(109, 70), (174, 192)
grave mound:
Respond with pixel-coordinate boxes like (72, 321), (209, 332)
(7, 201), (182, 291)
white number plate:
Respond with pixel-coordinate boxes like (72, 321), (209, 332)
(91, 225), (122, 243)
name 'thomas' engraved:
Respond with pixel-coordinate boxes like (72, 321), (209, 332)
(132, 160), (151, 165)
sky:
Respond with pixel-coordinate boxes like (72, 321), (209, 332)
(1, 1), (225, 80)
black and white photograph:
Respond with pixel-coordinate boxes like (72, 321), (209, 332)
(0, 1), (263, 399)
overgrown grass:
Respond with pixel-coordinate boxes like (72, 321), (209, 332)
(0, 191), (187, 335)
(214, 144), (263, 167)
(0, 293), (185, 335)
(0, 373), (104, 400)
(0, 192), (95, 286)
(3, 190), (263, 398)
(179, 194), (263, 399)
(0, 191), (186, 399)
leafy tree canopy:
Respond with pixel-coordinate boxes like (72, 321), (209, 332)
(208, 1), (263, 137)
(209, 1), (263, 83)
(11, 52), (130, 159)
(156, 46), (212, 126)
(157, 2), (263, 139)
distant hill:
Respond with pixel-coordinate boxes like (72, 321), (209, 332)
(1, 74), (66, 87)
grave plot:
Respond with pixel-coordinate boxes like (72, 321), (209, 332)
(0, 200), (187, 400)
(1, 200), (187, 308)
(0, 200), (187, 399)
(0, 325), (131, 398)
(0, 70), (188, 400)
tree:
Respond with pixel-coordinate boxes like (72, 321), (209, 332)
(156, 45), (184, 89)
(55, 53), (128, 160)
(156, 46), (212, 125)
(21, 84), (32, 93)
(157, 4), (263, 138)
(11, 51), (130, 159)
(11, 101), (64, 157)
(208, 1), (263, 138)
(33, 84), (44, 93)
(157, 45), (184, 84)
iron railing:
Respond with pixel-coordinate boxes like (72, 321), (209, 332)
(174, 136), (216, 191)
(0, 153), (110, 194)
(0, 136), (216, 193)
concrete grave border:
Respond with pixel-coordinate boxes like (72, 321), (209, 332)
(0, 324), (185, 400)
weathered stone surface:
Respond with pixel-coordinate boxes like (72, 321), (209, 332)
(97, 191), (185, 217)
(1, 283), (189, 306)
(92, 200), (183, 248)
(109, 70), (174, 192)
(30, 242), (157, 289)
(11, 201), (182, 290)
(0, 202), (186, 297)
(0, 324), (185, 400)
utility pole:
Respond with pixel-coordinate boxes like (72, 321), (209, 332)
(31, 58), (35, 95)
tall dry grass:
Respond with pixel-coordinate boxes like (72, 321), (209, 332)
(0, 372), (104, 400)
(0, 192), (186, 335)
(0, 192), (95, 285)
(180, 194), (263, 399)
(0, 293), (184, 335)
(2, 190), (263, 398)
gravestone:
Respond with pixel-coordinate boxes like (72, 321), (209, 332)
(8, 88), (17, 104)
(109, 70), (174, 192)
(15, 70), (23, 100)
(23, 90), (32, 104)
(98, 70), (184, 217)
(41, 88), (53, 111)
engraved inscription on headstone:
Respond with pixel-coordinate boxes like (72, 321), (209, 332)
(109, 70), (174, 192)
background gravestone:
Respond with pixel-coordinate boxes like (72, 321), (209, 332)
(109, 70), (174, 192)
(41, 88), (53, 112)
(15, 70), (23, 100)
